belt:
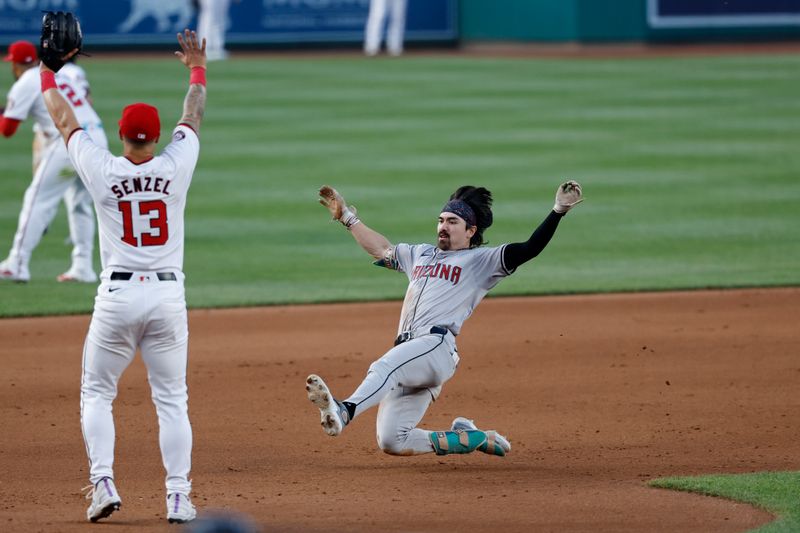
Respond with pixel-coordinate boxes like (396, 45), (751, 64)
(110, 271), (177, 281)
(394, 326), (449, 346)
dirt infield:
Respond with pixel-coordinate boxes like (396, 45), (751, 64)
(1, 288), (797, 532)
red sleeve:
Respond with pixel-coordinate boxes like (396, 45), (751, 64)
(0, 116), (21, 138)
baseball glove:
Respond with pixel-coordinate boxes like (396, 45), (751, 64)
(40, 11), (83, 72)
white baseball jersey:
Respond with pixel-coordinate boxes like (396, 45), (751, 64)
(4, 68), (56, 137)
(0, 63), (108, 282)
(67, 125), (199, 271)
(59, 63), (90, 96)
(60, 63), (104, 135)
(4, 66), (103, 140)
(393, 243), (513, 336)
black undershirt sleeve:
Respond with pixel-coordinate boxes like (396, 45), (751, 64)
(502, 210), (565, 272)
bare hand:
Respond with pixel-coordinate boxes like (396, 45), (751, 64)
(175, 29), (206, 69)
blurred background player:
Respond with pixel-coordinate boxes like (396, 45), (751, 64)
(364, 0), (408, 56)
(40, 27), (207, 523)
(0, 40), (107, 283)
(197, 0), (232, 61)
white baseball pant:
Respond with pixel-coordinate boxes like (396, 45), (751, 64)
(80, 270), (192, 494)
(198, 0), (231, 61)
(364, 0), (408, 56)
(3, 137), (95, 279)
(345, 330), (459, 455)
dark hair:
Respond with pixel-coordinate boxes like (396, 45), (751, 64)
(121, 136), (156, 147)
(449, 186), (493, 247)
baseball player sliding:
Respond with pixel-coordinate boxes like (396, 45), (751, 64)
(308, 181), (582, 457)
(38, 12), (207, 523)
(0, 40), (107, 283)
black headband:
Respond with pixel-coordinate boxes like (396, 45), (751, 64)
(441, 200), (477, 227)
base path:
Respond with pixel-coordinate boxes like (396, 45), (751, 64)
(1, 288), (797, 532)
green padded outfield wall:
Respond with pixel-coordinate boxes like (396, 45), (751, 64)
(458, 0), (644, 42)
(459, 0), (580, 41)
(459, 0), (800, 42)
(576, 0), (646, 41)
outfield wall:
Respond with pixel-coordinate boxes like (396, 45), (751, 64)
(1, 0), (798, 48)
(460, 0), (800, 43)
(0, 0), (457, 48)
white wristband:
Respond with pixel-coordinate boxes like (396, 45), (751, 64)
(340, 207), (360, 229)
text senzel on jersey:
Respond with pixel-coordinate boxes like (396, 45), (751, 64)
(112, 177), (171, 199)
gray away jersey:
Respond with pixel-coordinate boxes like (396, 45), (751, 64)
(392, 243), (514, 336)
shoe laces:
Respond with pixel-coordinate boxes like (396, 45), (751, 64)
(81, 484), (95, 501)
(169, 493), (195, 516)
(170, 492), (194, 506)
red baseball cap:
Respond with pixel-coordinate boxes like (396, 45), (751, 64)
(3, 40), (38, 64)
(118, 103), (161, 143)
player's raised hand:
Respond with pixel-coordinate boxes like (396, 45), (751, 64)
(175, 29), (206, 69)
(320, 186), (361, 228)
(319, 186), (345, 221)
(553, 180), (583, 214)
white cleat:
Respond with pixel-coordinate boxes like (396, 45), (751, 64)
(85, 477), (122, 522)
(0, 259), (29, 283)
(57, 267), (97, 283)
(306, 374), (347, 437)
(451, 416), (479, 432)
(166, 492), (197, 524)
(452, 417), (511, 456)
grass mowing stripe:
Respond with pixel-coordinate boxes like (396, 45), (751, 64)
(1, 54), (798, 316)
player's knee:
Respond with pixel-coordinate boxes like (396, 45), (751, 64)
(81, 386), (117, 403)
(376, 428), (410, 456)
(81, 377), (119, 402)
(378, 438), (405, 456)
(150, 389), (188, 417)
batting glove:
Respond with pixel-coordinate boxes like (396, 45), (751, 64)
(553, 180), (583, 214)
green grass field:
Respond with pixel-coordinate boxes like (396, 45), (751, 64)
(652, 472), (800, 532)
(1, 53), (798, 316)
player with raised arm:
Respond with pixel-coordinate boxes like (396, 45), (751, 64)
(39, 13), (207, 523)
(307, 181), (582, 458)
(0, 39), (107, 283)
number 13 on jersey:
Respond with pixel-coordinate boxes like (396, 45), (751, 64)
(118, 200), (168, 247)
